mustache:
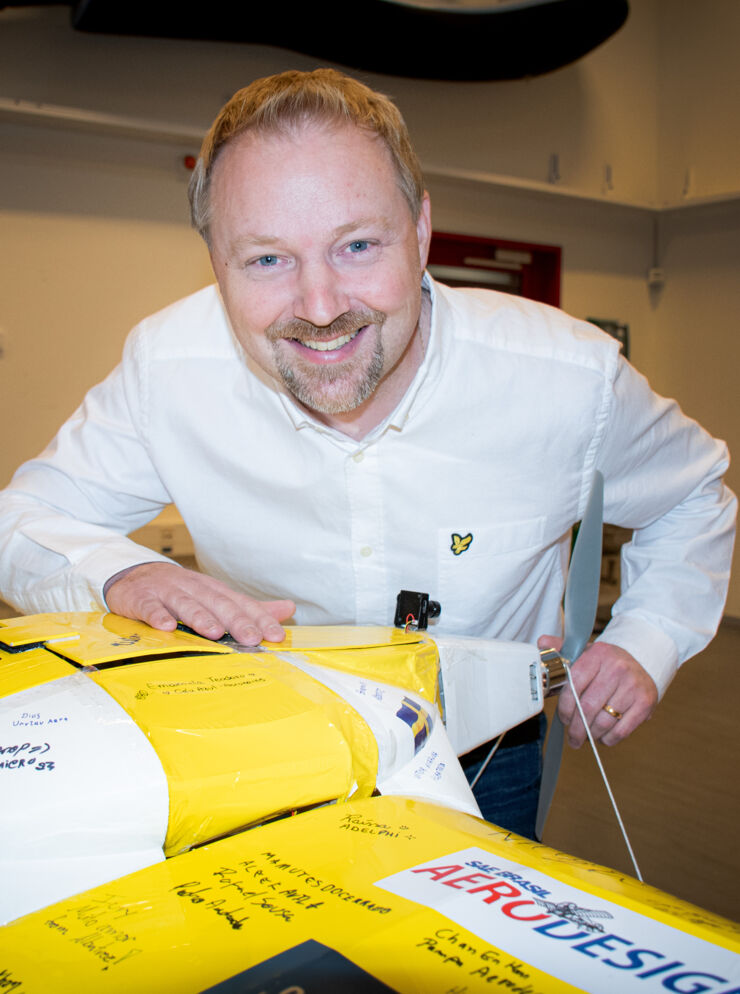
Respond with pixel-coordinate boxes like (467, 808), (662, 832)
(266, 308), (386, 344)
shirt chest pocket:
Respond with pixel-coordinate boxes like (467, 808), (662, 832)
(436, 516), (550, 635)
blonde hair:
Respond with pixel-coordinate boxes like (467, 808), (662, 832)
(188, 68), (424, 243)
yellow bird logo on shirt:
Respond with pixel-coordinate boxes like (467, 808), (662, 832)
(450, 532), (473, 555)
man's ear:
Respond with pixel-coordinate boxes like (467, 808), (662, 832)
(416, 192), (432, 270)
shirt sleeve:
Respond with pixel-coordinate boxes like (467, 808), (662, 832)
(594, 357), (736, 697)
(0, 328), (176, 615)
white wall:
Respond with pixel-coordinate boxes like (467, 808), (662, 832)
(657, 0), (740, 204)
(0, 0), (738, 612)
(0, 123), (214, 470)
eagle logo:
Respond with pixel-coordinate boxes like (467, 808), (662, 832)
(534, 899), (614, 933)
(450, 532), (473, 556)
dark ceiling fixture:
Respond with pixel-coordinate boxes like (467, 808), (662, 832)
(2, 0), (629, 81)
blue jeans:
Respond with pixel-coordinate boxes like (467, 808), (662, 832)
(460, 714), (546, 840)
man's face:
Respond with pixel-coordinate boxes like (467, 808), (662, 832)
(207, 122), (431, 427)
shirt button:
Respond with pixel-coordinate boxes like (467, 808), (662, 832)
(360, 546), (373, 558)
(352, 451), (365, 463)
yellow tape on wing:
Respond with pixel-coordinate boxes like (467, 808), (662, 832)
(261, 625), (424, 651)
(0, 611), (234, 662)
(264, 627), (441, 707)
(91, 651), (378, 855)
(296, 640), (441, 708)
(0, 645), (78, 698)
(2, 796), (737, 993)
(0, 612), (83, 648)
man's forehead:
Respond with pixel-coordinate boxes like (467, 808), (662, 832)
(214, 118), (396, 184)
(209, 121), (412, 246)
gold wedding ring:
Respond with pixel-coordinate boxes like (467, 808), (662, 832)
(602, 703), (623, 720)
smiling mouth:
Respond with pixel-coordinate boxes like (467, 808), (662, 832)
(296, 327), (363, 352)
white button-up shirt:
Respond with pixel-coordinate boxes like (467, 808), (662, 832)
(0, 278), (735, 697)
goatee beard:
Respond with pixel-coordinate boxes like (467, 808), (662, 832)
(267, 308), (386, 414)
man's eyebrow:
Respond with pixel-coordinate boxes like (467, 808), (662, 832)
(230, 233), (283, 252)
(333, 217), (395, 238)
(229, 216), (396, 254)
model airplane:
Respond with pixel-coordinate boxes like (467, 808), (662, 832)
(1, 471), (738, 990)
(0, 608), (738, 993)
(0, 606), (563, 923)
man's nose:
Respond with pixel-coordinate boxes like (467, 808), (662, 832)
(293, 260), (350, 328)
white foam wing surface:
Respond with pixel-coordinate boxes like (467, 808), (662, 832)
(433, 635), (544, 755)
(0, 673), (169, 924)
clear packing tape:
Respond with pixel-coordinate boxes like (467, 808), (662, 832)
(0, 612), (475, 923)
(1, 795), (738, 993)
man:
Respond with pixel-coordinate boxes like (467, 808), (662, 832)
(0, 69), (735, 837)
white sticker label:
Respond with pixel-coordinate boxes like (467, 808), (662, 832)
(377, 847), (740, 994)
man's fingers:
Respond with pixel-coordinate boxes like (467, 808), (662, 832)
(561, 695), (632, 749)
(553, 649), (605, 733)
(599, 693), (655, 747)
(537, 636), (658, 749)
(256, 599), (298, 642)
(566, 695), (653, 749)
(263, 599), (297, 622)
(537, 634), (563, 652)
(165, 588), (295, 644)
(217, 598), (296, 644)
(133, 597), (179, 632)
(106, 564), (181, 630)
(560, 656), (621, 745)
(105, 562), (295, 644)
(165, 591), (236, 641)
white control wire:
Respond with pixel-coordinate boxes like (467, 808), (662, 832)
(564, 663), (643, 882)
(469, 732), (505, 789)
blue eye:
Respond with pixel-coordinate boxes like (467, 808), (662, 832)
(257, 255), (278, 266)
(349, 240), (369, 253)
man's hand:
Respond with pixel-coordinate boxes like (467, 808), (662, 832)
(537, 636), (658, 748)
(105, 562), (295, 645)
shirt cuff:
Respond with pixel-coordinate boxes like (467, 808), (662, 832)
(596, 614), (680, 699)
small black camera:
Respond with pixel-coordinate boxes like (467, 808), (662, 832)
(394, 590), (441, 631)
